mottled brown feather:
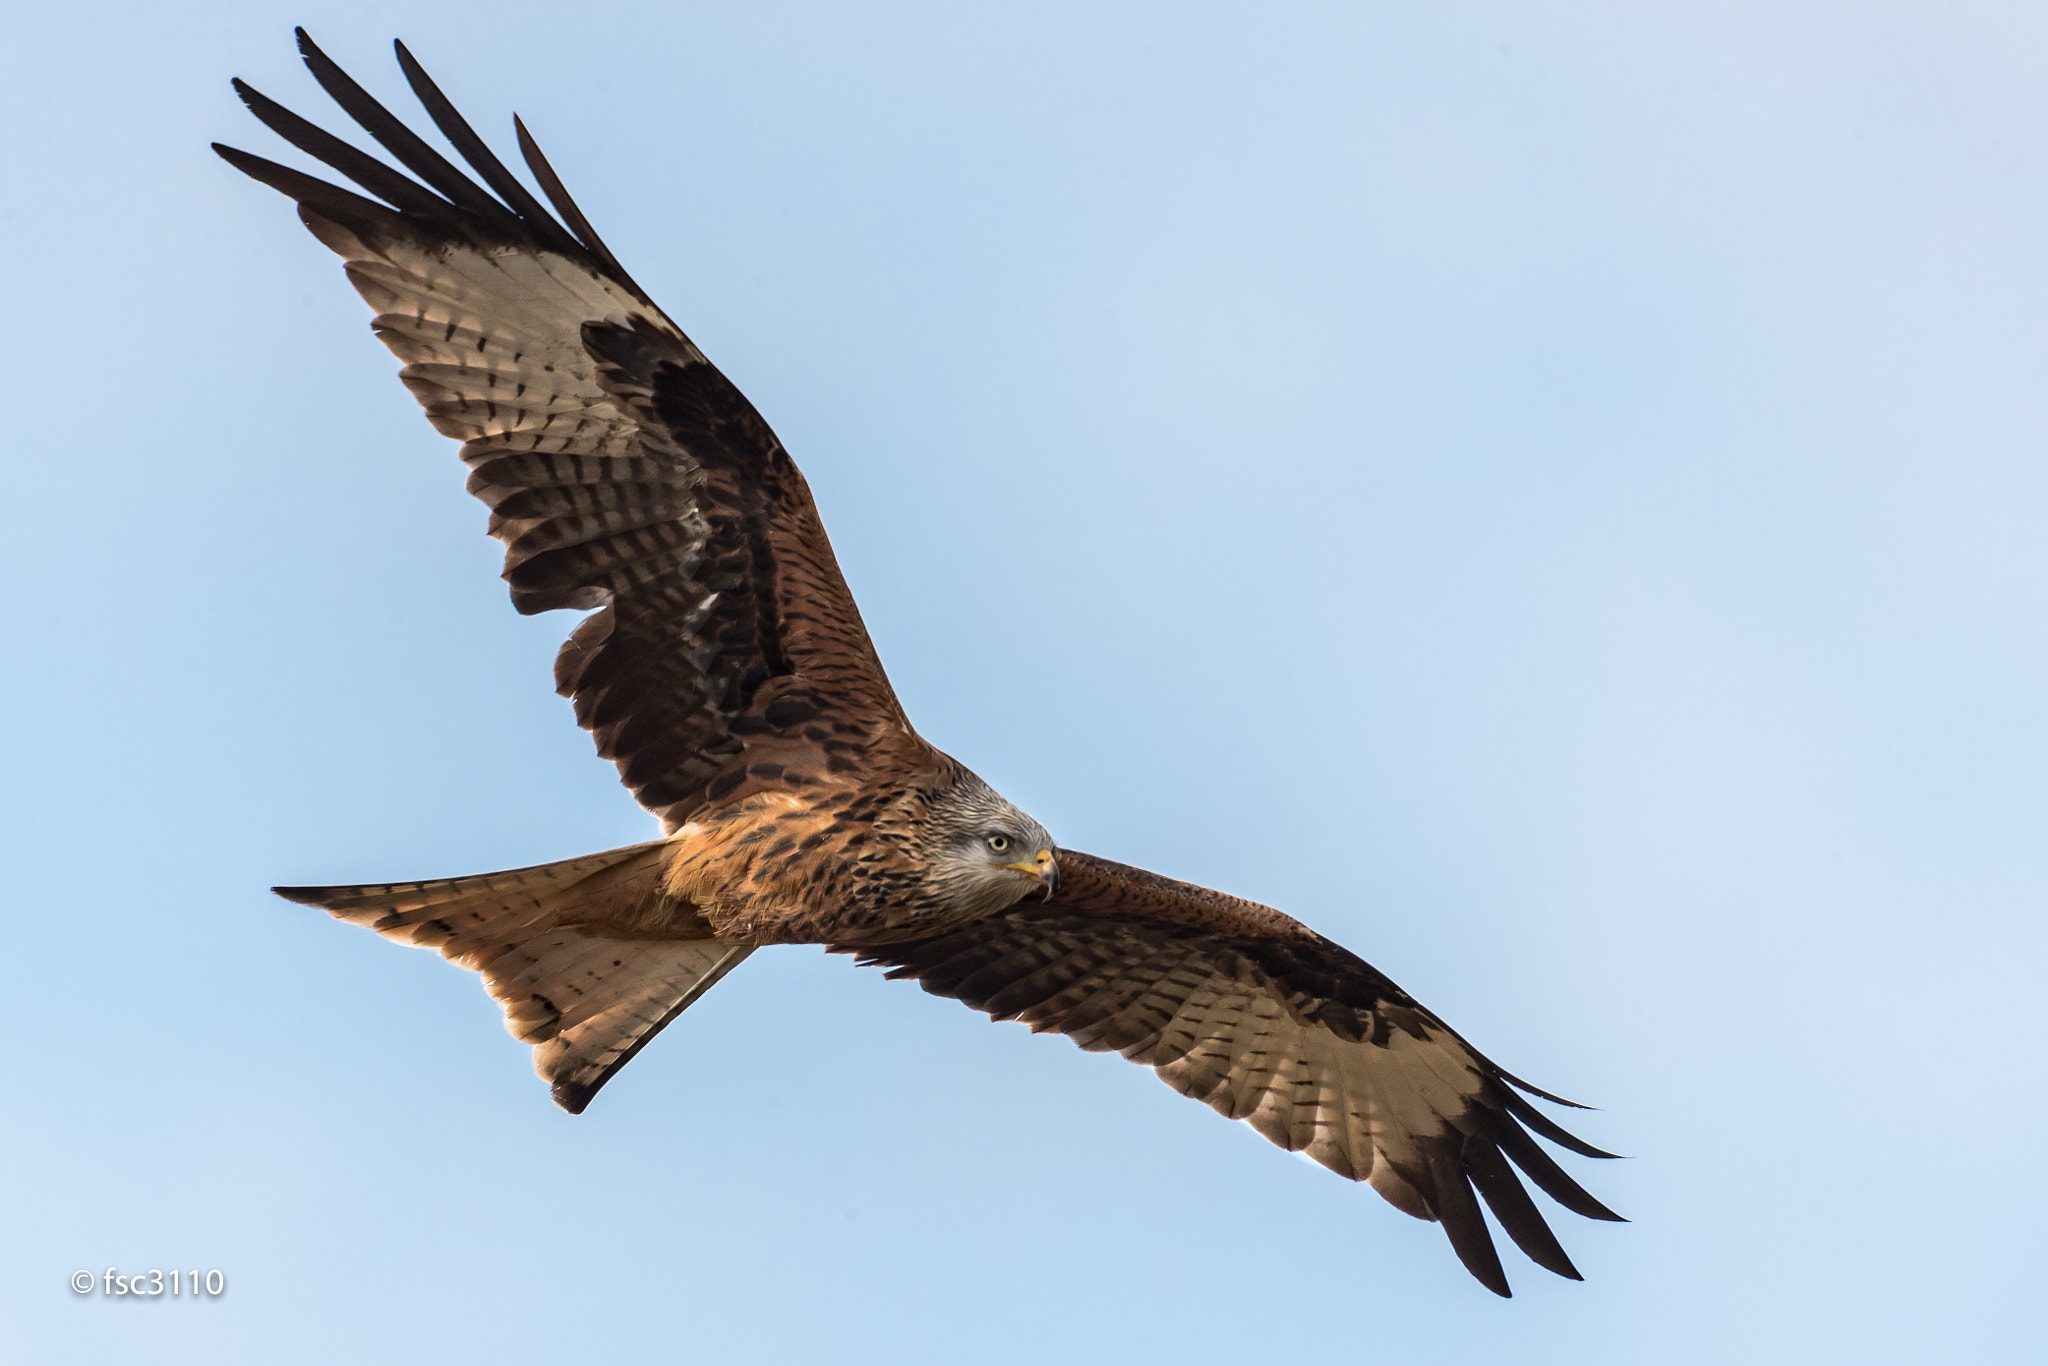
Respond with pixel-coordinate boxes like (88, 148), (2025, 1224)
(216, 42), (933, 832)
(840, 850), (1622, 1297)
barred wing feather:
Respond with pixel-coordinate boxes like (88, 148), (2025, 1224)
(216, 30), (920, 832)
(841, 850), (1624, 1297)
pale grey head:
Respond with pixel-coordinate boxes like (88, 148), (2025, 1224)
(921, 767), (1059, 916)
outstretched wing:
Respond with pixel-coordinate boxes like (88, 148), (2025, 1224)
(840, 850), (1623, 1297)
(217, 31), (922, 830)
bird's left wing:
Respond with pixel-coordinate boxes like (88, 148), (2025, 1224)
(838, 850), (1622, 1297)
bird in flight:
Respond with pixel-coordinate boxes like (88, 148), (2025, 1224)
(221, 30), (1623, 1297)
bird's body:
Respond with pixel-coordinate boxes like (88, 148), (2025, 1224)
(223, 30), (1623, 1298)
(659, 761), (1055, 944)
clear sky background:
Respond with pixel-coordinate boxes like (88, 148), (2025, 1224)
(3, 2), (2044, 1362)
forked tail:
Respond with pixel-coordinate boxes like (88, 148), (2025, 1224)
(275, 841), (752, 1113)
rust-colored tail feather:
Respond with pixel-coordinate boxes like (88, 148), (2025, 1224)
(276, 841), (752, 1112)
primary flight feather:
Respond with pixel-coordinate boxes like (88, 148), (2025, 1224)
(223, 30), (1623, 1297)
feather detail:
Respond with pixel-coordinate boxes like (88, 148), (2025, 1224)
(276, 842), (752, 1113)
(842, 848), (1622, 1295)
(218, 35), (927, 830)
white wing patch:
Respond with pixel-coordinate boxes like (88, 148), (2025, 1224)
(301, 213), (692, 459)
(1135, 978), (1484, 1197)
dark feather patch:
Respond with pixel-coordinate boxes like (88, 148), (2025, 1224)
(1429, 1151), (1512, 1297)
(296, 29), (512, 223)
(1495, 1118), (1628, 1223)
(514, 113), (644, 296)
(1501, 1087), (1623, 1160)
(212, 144), (397, 239)
(1463, 1135), (1582, 1280)
(230, 79), (450, 217)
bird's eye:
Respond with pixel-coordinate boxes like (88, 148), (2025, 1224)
(986, 834), (1011, 853)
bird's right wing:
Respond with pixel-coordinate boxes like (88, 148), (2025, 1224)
(840, 850), (1622, 1297)
(218, 31), (924, 830)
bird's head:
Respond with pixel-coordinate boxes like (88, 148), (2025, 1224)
(921, 767), (1059, 915)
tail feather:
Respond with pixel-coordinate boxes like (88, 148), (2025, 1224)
(276, 840), (668, 950)
(275, 840), (751, 1112)
(534, 939), (752, 1114)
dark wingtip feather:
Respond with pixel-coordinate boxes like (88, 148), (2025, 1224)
(213, 141), (401, 237)
(293, 29), (513, 223)
(512, 113), (646, 297)
(1498, 1069), (1597, 1110)
(1428, 1152), (1512, 1297)
(389, 38), (589, 260)
(1495, 1118), (1629, 1223)
(1463, 1138), (1584, 1280)
(240, 31), (641, 294)
(1501, 1088), (1624, 1160)
(271, 885), (330, 906)
(228, 77), (449, 216)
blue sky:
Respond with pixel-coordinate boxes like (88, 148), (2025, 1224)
(3, 2), (2044, 1361)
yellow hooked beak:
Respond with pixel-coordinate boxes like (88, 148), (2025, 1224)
(1000, 848), (1060, 900)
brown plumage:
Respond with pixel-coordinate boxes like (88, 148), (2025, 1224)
(231, 30), (1623, 1298)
